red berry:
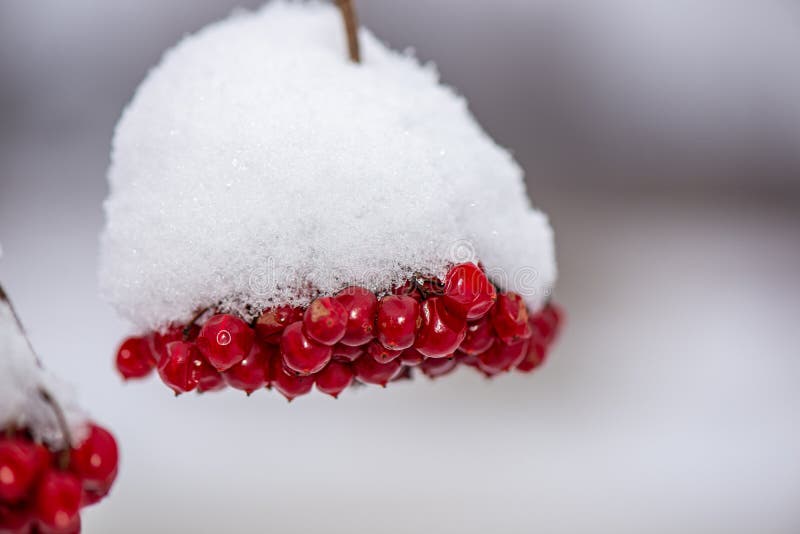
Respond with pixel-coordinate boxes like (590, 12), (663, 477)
(70, 424), (118, 496)
(0, 439), (43, 503)
(0, 504), (33, 533)
(516, 339), (548, 373)
(443, 263), (497, 320)
(302, 297), (348, 346)
(490, 292), (531, 344)
(196, 314), (254, 372)
(34, 470), (81, 534)
(193, 356), (226, 393)
(530, 303), (563, 344)
(224, 342), (275, 394)
(353, 355), (402, 386)
(334, 287), (377, 346)
(114, 336), (154, 380)
(477, 339), (529, 375)
(421, 356), (458, 379)
(315, 361), (354, 398)
(280, 322), (332, 376)
(147, 326), (184, 364)
(399, 347), (425, 366)
(414, 297), (467, 358)
(376, 295), (419, 350)
(365, 340), (403, 364)
(331, 344), (363, 363)
(157, 341), (199, 394)
(458, 317), (495, 355)
(254, 306), (303, 343)
(270, 358), (314, 401)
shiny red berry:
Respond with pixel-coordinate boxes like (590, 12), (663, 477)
(421, 356), (458, 379)
(34, 470), (82, 534)
(70, 424), (118, 496)
(516, 339), (548, 373)
(491, 292), (532, 344)
(196, 314), (254, 372)
(225, 342), (275, 394)
(331, 344), (363, 362)
(0, 439), (43, 503)
(414, 297), (467, 358)
(443, 263), (497, 320)
(270, 358), (314, 401)
(315, 361), (354, 398)
(376, 295), (419, 350)
(334, 287), (377, 346)
(147, 326), (184, 364)
(353, 354), (402, 386)
(157, 341), (199, 394)
(399, 347), (425, 366)
(458, 317), (496, 355)
(365, 340), (403, 364)
(193, 355), (226, 393)
(254, 306), (304, 343)
(114, 336), (154, 380)
(302, 297), (348, 346)
(280, 322), (332, 376)
(477, 339), (529, 375)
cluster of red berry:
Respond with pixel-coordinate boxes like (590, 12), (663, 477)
(115, 263), (563, 400)
(0, 424), (118, 534)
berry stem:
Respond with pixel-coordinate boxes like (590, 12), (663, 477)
(38, 387), (73, 469)
(335, 0), (361, 63)
(183, 306), (210, 339)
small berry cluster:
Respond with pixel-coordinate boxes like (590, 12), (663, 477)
(0, 424), (118, 534)
(115, 263), (563, 401)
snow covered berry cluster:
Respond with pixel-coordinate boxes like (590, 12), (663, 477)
(0, 423), (118, 534)
(115, 263), (562, 400)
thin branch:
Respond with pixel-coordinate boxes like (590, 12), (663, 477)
(335, 0), (361, 63)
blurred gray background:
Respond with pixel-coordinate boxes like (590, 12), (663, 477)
(1, 1), (799, 533)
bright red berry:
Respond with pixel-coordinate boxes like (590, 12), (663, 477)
(421, 356), (458, 379)
(443, 263), (497, 320)
(399, 347), (425, 366)
(331, 344), (363, 362)
(353, 355), (402, 386)
(302, 297), (348, 346)
(334, 287), (377, 346)
(70, 424), (118, 496)
(458, 317), (496, 355)
(157, 341), (199, 394)
(225, 342), (275, 394)
(491, 292), (532, 344)
(365, 340), (403, 364)
(196, 314), (254, 372)
(280, 322), (332, 376)
(193, 355), (226, 393)
(254, 306), (304, 343)
(147, 326), (185, 364)
(270, 358), (314, 401)
(34, 470), (82, 534)
(376, 295), (419, 350)
(414, 297), (467, 358)
(315, 361), (354, 398)
(477, 339), (529, 375)
(516, 339), (548, 373)
(0, 439), (43, 503)
(115, 336), (154, 380)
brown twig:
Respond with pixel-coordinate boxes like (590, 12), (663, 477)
(39, 387), (73, 469)
(335, 0), (361, 63)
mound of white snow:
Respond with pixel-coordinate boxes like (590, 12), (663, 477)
(100, 0), (556, 331)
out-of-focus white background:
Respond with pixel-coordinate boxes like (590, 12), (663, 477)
(2, 1), (799, 533)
